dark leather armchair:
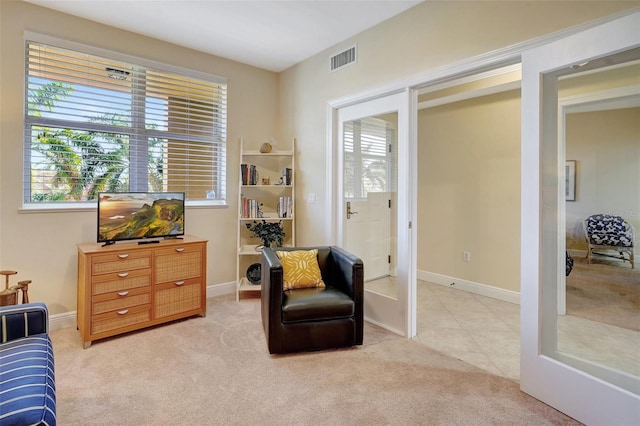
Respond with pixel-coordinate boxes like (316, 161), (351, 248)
(261, 246), (364, 354)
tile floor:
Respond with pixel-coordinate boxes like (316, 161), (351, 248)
(367, 278), (639, 384)
(414, 280), (521, 381)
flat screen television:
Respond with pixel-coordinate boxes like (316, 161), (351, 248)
(97, 192), (185, 245)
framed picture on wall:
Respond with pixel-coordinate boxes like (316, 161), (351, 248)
(566, 160), (576, 201)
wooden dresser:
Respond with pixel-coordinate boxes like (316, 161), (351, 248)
(77, 235), (207, 348)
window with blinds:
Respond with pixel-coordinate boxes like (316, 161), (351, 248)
(343, 117), (396, 199)
(24, 40), (227, 205)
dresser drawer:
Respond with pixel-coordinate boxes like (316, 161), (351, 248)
(154, 278), (202, 319)
(92, 269), (151, 295)
(155, 245), (203, 283)
(92, 287), (151, 315)
(78, 236), (207, 348)
(91, 304), (151, 335)
(91, 250), (152, 275)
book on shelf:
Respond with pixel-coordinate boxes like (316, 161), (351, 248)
(281, 167), (292, 185)
(278, 196), (292, 218)
(241, 164), (258, 185)
(241, 196), (260, 218)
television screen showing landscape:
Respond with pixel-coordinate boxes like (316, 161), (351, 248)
(98, 192), (185, 242)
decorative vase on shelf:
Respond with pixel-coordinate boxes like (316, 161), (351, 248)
(246, 263), (261, 284)
(260, 142), (272, 153)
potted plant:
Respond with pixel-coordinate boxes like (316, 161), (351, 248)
(246, 220), (285, 249)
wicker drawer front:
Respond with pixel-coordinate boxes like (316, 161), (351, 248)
(91, 305), (151, 335)
(155, 245), (203, 283)
(92, 269), (151, 295)
(92, 288), (151, 315)
(92, 251), (152, 275)
(154, 278), (202, 319)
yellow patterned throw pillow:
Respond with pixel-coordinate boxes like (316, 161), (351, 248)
(276, 249), (325, 291)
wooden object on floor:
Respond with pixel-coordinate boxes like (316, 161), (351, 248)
(77, 235), (208, 348)
(0, 270), (31, 306)
(0, 270), (18, 306)
(1, 270), (17, 289)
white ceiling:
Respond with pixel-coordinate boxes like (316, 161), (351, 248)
(25, 0), (422, 72)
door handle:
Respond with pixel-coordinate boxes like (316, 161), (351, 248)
(346, 201), (358, 219)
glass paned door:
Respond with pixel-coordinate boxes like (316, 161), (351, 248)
(521, 11), (640, 425)
(337, 91), (413, 336)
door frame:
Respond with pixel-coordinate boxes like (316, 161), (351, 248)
(520, 11), (640, 425)
(331, 90), (416, 337)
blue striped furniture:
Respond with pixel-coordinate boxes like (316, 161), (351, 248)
(0, 303), (56, 426)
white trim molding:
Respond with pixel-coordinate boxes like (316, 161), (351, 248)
(50, 311), (77, 331)
(417, 270), (520, 305)
(206, 281), (236, 298)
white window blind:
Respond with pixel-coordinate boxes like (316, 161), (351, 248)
(24, 40), (227, 205)
(343, 117), (396, 199)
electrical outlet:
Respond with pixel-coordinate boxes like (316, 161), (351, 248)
(463, 251), (471, 262)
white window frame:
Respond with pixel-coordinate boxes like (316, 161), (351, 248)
(21, 32), (228, 212)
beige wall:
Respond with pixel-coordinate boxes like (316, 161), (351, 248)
(566, 107), (640, 251)
(418, 90), (521, 292)
(0, 1), (278, 314)
(278, 1), (638, 292)
(2, 1), (639, 315)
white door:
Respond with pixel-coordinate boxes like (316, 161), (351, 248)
(344, 192), (392, 281)
(338, 91), (414, 336)
(521, 11), (640, 425)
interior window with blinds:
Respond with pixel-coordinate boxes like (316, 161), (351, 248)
(343, 117), (396, 199)
(24, 40), (227, 205)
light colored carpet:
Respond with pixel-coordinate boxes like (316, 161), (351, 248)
(50, 295), (579, 425)
(566, 256), (639, 332)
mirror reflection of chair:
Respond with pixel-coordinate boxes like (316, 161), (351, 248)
(583, 214), (635, 268)
(261, 246), (363, 354)
(0, 270), (32, 306)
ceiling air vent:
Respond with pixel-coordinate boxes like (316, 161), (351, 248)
(330, 45), (357, 72)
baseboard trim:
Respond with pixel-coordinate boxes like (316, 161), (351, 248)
(364, 315), (405, 337)
(417, 270), (520, 305)
(568, 249), (587, 258)
(207, 281), (236, 298)
(50, 282), (238, 331)
(50, 311), (77, 331)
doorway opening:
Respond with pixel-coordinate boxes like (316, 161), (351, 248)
(414, 64), (523, 381)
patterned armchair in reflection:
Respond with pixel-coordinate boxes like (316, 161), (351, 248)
(583, 214), (635, 268)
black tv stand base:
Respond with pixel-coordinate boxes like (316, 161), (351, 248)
(138, 240), (160, 245)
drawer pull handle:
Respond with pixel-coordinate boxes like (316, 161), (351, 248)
(117, 291), (129, 296)
(118, 254), (129, 259)
(175, 247), (185, 253)
(175, 281), (185, 286)
(118, 272), (129, 278)
(117, 309), (129, 315)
